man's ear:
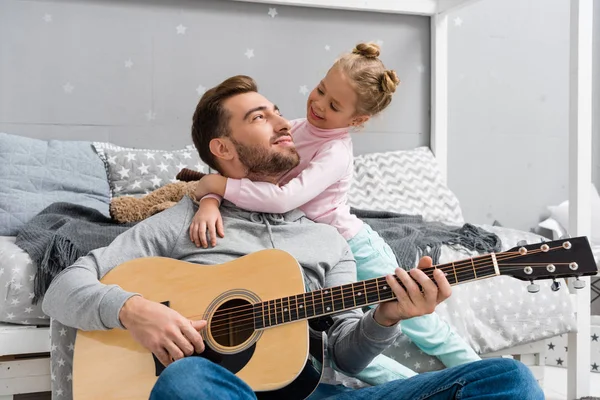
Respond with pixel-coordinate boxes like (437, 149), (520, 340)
(350, 115), (370, 127)
(209, 137), (236, 162)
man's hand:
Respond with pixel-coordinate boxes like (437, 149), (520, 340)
(119, 296), (206, 367)
(194, 175), (228, 199)
(373, 256), (451, 327)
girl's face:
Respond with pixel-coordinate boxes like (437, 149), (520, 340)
(306, 67), (369, 130)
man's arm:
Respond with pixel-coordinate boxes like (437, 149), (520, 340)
(42, 200), (193, 331)
(323, 248), (401, 375)
(324, 249), (451, 376)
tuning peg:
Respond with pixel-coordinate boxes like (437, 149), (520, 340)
(573, 278), (586, 289)
(527, 282), (540, 293)
(551, 279), (561, 292)
(517, 240), (528, 246)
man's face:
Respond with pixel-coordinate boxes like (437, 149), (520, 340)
(223, 91), (300, 180)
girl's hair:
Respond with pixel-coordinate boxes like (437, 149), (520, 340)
(333, 42), (400, 116)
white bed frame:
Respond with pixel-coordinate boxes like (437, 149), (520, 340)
(1, 1), (594, 399)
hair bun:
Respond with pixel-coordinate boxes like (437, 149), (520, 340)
(380, 70), (400, 94)
(352, 42), (380, 59)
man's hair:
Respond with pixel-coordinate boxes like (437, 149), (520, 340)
(191, 75), (258, 172)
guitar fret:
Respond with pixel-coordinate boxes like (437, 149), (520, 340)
(365, 279), (379, 304)
(279, 298), (285, 323)
(299, 293), (307, 319)
(332, 286), (344, 311)
(376, 279), (381, 302)
(341, 283), (355, 312)
(322, 288), (333, 314)
(311, 291), (319, 317)
(451, 262), (458, 285)
(330, 288), (335, 312)
(254, 303), (263, 329)
(287, 297), (292, 322)
(290, 295), (298, 321)
(353, 282), (367, 306)
(378, 277), (394, 300)
(471, 258), (477, 279)
(271, 299), (278, 325)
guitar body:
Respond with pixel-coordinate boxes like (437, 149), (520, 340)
(73, 249), (321, 400)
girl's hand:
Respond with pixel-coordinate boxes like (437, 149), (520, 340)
(189, 198), (225, 248)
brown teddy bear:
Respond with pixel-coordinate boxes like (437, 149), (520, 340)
(109, 168), (207, 223)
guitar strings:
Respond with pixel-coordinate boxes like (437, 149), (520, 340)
(202, 246), (563, 332)
(205, 254), (564, 334)
(206, 260), (570, 337)
(202, 246), (555, 322)
(204, 248), (569, 335)
(204, 249), (531, 322)
(206, 263), (571, 338)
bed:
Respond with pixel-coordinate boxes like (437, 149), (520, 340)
(0, 0), (595, 399)
(0, 137), (589, 399)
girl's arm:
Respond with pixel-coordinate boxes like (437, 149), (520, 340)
(196, 142), (352, 214)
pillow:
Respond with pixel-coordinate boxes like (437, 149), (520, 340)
(0, 236), (48, 325)
(93, 143), (208, 198)
(347, 147), (464, 224)
(0, 132), (111, 236)
(547, 183), (600, 246)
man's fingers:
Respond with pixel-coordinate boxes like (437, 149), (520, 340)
(155, 348), (172, 367)
(417, 256), (433, 270)
(432, 268), (452, 303)
(183, 320), (206, 354)
(395, 267), (422, 301)
(386, 270), (411, 305)
(409, 268), (438, 308)
(164, 341), (184, 362)
(172, 331), (195, 356)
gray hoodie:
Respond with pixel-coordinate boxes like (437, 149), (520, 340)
(42, 196), (401, 375)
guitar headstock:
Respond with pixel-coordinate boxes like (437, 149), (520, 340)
(497, 236), (597, 282)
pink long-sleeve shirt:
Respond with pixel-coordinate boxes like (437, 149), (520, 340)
(223, 118), (364, 240)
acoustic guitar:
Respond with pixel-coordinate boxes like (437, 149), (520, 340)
(73, 237), (597, 399)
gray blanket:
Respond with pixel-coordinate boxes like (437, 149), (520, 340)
(351, 208), (502, 269)
(15, 202), (136, 304)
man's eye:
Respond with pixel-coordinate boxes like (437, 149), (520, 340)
(253, 115), (264, 120)
(330, 104), (339, 112)
(317, 88), (324, 95)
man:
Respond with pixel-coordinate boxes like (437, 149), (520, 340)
(43, 75), (543, 400)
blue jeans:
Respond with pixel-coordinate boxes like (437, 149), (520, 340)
(149, 357), (544, 400)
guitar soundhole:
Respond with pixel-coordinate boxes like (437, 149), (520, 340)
(211, 298), (254, 348)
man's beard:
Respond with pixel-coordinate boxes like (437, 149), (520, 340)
(231, 137), (300, 181)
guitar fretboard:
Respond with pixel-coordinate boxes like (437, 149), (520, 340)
(253, 254), (498, 330)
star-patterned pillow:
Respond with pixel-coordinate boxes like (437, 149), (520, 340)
(93, 143), (208, 198)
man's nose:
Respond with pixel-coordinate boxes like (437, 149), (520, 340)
(273, 114), (291, 133)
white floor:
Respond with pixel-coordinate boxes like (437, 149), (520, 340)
(543, 367), (600, 399)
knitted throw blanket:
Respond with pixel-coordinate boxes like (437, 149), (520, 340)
(15, 202), (136, 304)
(350, 208), (502, 269)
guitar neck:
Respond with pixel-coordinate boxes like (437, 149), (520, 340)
(253, 253), (499, 330)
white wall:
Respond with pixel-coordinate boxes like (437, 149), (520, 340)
(445, 0), (593, 232)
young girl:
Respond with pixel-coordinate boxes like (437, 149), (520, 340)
(190, 43), (479, 385)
